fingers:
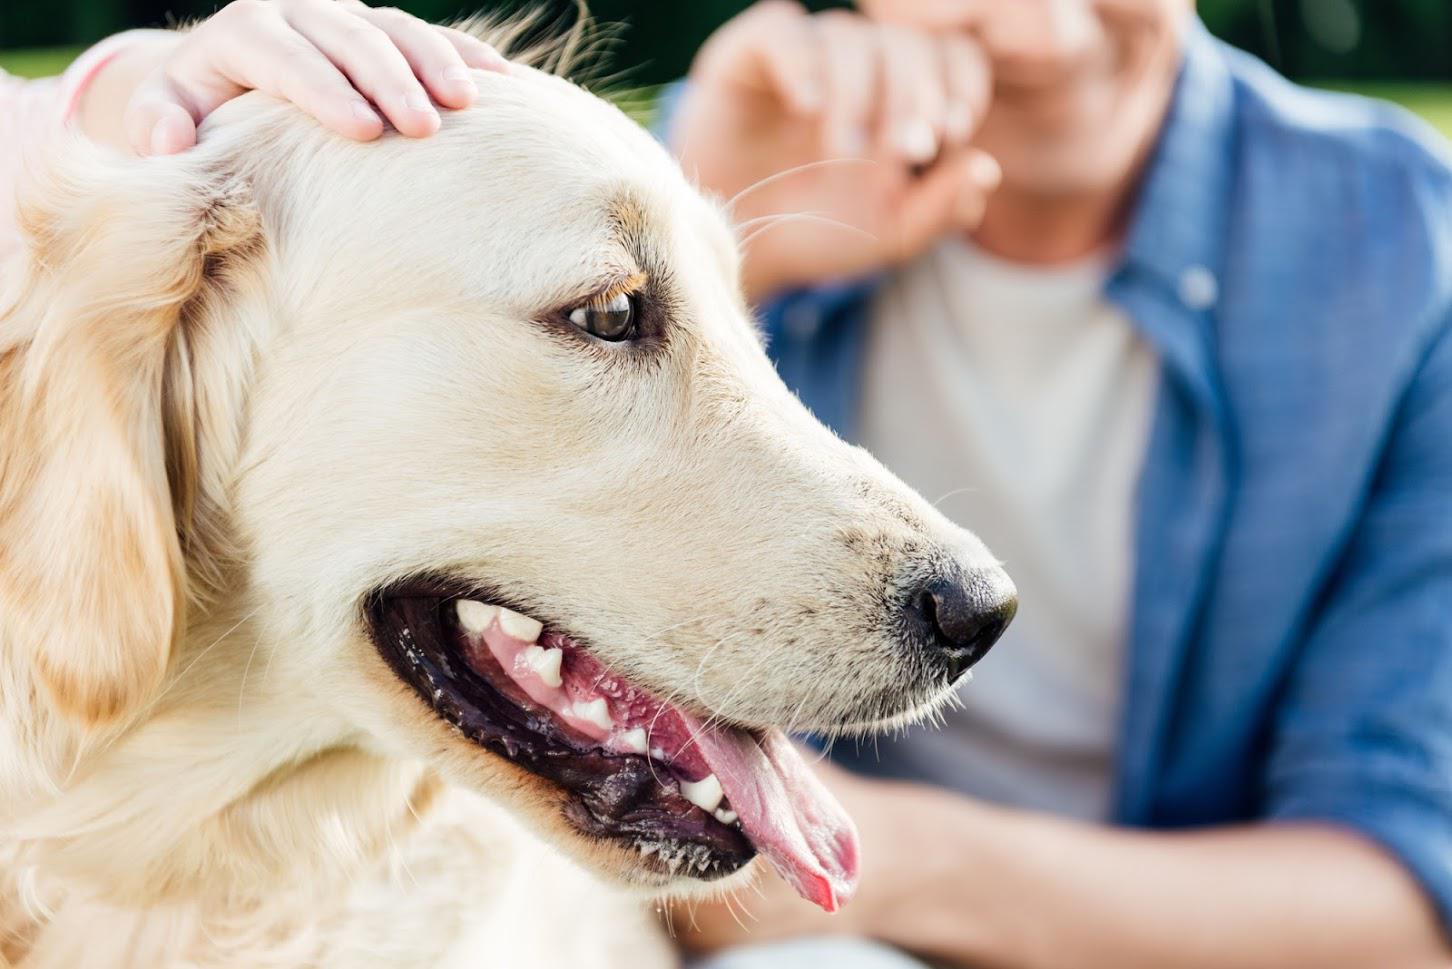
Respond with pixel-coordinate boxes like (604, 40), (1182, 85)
(694, 1), (821, 116)
(744, 3), (824, 116)
(279, 0), (440, 136)
(211, 4), (389, 139)
(940, 32), (991, 147)
(892, 148), (1001, 259)
(693, 4), (991, 170)
(875, 23), (947, 164)
(345, 4), (504, 110)
(133, 0), (513, 154)
(816, 12), (879, 158)
(124, 79), (200, 155)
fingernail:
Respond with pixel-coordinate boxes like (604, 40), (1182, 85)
(969, 152), (1002, 188)
(352, 100), (380, 124)
(894, 119), (938, 163)
(442, 66), (472, 84)
(405, 92), (436, 115)
(149, 115), (189, 155)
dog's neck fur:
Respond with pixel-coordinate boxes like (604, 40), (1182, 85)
(1, 569), (673, 969)
(0, 600), (426, 964)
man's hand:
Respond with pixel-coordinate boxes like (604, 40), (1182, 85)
(79, 0), (508, 155)
(673, 758), (989, 958)
(671, 1), (1000, 304)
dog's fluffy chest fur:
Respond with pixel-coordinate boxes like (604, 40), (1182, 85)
(1, 786), (673, 969)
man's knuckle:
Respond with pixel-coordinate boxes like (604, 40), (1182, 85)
(279, 36), (321, 63)
(340, 18), (384, 40)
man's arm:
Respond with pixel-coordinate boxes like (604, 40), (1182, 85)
(875, 780), (1446, 969)
(682, 770), (1449, 969)
(684, 313), (1452, 968)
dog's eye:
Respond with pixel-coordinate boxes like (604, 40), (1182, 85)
(567, 291), (636, 342)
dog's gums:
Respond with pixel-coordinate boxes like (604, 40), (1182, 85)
(366, 588), (860, 911)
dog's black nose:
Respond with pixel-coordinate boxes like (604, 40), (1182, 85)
(906, 570), (1017, 682)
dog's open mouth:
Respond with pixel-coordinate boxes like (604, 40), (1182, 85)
(366, 586), (859, 911)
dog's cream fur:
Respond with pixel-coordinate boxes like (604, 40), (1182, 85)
(0, 26), (1005, 969)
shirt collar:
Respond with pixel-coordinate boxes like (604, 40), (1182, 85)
(1118, 18), (1238, 293)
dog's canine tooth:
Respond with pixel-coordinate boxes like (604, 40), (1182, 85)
(455, 599), (498, 635)
(575, 697), (613, 731)
(498, 606), (543, 642)
(679, 774), (724, 813)
(523, 645), (564, 688)
(713, 808), (738, 825)
(620, 727), (648, 754)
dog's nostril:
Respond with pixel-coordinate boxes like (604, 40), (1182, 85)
(907, 571), (1017, 683)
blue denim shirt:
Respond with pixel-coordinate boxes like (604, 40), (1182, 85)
(688, 22), (1452, 926)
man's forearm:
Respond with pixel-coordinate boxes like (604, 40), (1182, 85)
(868, 787), (1450, 969)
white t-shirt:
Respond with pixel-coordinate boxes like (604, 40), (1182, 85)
(854, 237), (1158, 821)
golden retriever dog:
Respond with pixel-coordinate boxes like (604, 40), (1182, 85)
(0, 22), (1015, 969)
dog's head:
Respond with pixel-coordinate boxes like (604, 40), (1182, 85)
(0, 44), (1013, 910)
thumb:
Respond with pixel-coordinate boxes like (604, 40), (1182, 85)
(125, 75), (200, 156)
(891, 149), (1002, 259)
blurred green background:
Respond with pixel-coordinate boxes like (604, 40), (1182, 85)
(3, 1), (1451, 135)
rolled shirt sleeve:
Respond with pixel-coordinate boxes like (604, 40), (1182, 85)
(1264, 312), (1452, 930)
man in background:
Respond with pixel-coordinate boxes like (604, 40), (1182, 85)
(665, 1), (1452, 966)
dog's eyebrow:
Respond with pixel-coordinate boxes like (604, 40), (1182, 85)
(597, 271), (647, 302)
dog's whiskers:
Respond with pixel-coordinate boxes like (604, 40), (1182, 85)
(235, 632), (267, 728)
(147, 605), (265, 714)
(931, 484), (982, 508)
(738, 211), (879, 251)
(724, 156), (879, 214)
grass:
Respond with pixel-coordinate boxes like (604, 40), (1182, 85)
(3, 45), (1451, 139)
(0, 47), (80, 78)
(1318, 82), (1452, 138)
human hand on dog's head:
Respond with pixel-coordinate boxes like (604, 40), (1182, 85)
(87, 0), (509, 156)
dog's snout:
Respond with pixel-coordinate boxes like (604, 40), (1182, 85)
(906, 569), (1017, 682)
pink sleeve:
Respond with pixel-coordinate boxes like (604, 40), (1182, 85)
(0, 32), (149, 265)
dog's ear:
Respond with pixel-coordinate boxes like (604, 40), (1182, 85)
(0, 146), (260, 726)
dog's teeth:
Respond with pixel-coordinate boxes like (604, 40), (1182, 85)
(576, 697), (613, 731)
(455, 600), (498, 635)
(620, 728), (648, 754)
(498, 607), (543, 642)
(714, 808), (738, 825)
(523, 646), (563, 688)
(680, 774), (724, 813)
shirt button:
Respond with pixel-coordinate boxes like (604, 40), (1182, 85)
(784, 303), (823, 340)
(1178, 265), (1220, 311)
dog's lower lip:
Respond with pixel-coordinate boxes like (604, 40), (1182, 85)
(365, 583), (755, 881)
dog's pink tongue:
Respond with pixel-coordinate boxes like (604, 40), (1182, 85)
(685, 721), (860, 912)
